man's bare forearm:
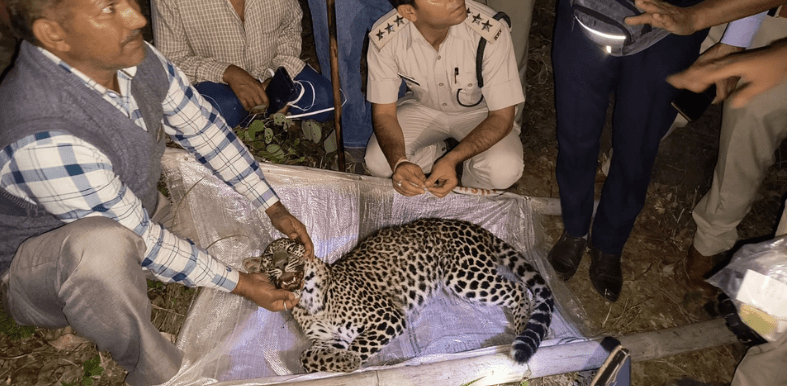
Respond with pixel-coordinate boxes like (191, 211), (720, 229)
(689, 0), (782, 31)
(371, 103), (408, 169)
(628, 0), (783, 35)
(668, 38), (787, 107)
(441, 106), (515, 166)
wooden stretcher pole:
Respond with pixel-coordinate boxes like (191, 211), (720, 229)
(326, 0), (346, 172)
(266, 318), (740, 385)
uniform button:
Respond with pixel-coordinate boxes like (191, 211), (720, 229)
(437, 55), (442, 60)
(467, 84), (473, 87)
(438, 82), (444, 86)
(442, 103), (447, 106)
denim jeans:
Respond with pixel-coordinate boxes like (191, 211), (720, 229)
(196, 65), (335, 128)
(306, 0), (394, 148)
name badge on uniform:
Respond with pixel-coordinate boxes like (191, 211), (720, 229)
(397, 73), (420, 87)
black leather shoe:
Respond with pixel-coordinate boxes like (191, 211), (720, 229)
(548, 231), (587, 281)
(589, 245), (622, 302)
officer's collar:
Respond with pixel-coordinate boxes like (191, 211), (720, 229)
(404, 17), (475, 51)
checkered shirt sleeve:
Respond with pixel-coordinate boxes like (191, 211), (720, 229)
(0, 44), (282, 292)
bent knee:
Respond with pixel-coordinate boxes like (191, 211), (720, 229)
(488, 169), (524, 190)
(61, 217), (145, 275)
(469, 155), (524, 190)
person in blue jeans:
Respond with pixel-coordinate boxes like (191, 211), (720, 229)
(547, 0), (707, 302)
(306, 0), (394, 153)
(153, 0), (336, 128)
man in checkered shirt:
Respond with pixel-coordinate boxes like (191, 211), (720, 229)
(0, 0), (313, 384)
(151, 0), (335, 127)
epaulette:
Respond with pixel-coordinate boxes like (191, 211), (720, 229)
(464, 1), (505, 43)
(369, 9), (410, 50)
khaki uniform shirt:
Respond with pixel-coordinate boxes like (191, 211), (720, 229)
(366, 0), (524, 113)
(152, 0), (305, 85)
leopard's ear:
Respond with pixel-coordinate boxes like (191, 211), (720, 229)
(241, 257), (262, 273)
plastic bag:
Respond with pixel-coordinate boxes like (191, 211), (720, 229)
(707, 235), (787, 342)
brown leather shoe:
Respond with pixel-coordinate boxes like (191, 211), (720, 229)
(679, 246), (723, 298)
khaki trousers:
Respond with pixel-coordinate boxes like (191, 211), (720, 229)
(692, 17), (787, 255)
(365, 101), (524, 190)
(731, 313), (787, 386)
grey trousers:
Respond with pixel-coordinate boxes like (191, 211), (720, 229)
(2, 210), (182, 385)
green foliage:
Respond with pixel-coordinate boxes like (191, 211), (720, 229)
(235, 114), (336, 168)
(61, 355), (104, 386)
(147, 279), (164, 291)
(0, 306), (35, 340)
(82, 355), (104, 378)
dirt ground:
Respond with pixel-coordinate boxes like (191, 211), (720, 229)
(1, 0), (786, 385)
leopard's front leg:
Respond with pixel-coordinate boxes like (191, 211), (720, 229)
(347, 309), (406, 365)
(301, 341), (362, 373)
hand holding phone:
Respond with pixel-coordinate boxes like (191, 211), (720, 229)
(264, 67), (298, 117)
(671, 84), (716, 122)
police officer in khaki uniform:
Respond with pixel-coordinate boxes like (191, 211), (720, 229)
(364, 0), (525, 197)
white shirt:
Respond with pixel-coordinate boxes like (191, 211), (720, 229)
(722, 12), (769, 48)
(366, 1), (524, 113)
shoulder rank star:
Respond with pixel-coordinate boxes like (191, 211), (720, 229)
(370, 10), (409, 50)
(463, 2), (504, 43)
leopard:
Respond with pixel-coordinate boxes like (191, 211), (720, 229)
(243, 218), (554, 373)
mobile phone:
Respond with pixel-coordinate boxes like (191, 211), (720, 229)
(671, 85), (716, 122)
(264, 67), (298, 116)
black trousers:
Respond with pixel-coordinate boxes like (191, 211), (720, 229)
(552, 0), (707, 255)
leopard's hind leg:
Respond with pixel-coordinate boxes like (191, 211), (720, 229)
(442, 238), (532, 322)
(443, 236), (554, 363)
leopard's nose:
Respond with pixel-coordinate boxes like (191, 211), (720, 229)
(272, 250), (289, 270)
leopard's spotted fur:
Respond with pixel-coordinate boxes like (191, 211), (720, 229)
(245, 218), (554, 373)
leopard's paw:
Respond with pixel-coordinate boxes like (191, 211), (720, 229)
(301, 346), (362, 373)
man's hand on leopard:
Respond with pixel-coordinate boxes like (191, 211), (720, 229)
(232, 271), (300, 312)
(265, 202), (314, 260)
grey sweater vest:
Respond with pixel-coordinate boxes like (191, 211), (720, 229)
(0, 42), (169, 273)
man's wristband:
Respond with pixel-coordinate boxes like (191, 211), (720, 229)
(392, 157), (410, 172)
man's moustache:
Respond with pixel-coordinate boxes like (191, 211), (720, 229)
(122, 30), (142, 45)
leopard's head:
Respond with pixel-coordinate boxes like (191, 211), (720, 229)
(260, 238), (307, 292)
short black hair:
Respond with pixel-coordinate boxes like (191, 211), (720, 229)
(6, 0), (68, 44)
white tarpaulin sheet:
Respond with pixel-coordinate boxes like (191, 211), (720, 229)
(159, 148), (589, 386)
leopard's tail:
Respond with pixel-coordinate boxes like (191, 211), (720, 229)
(510, 261), (554, 363)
